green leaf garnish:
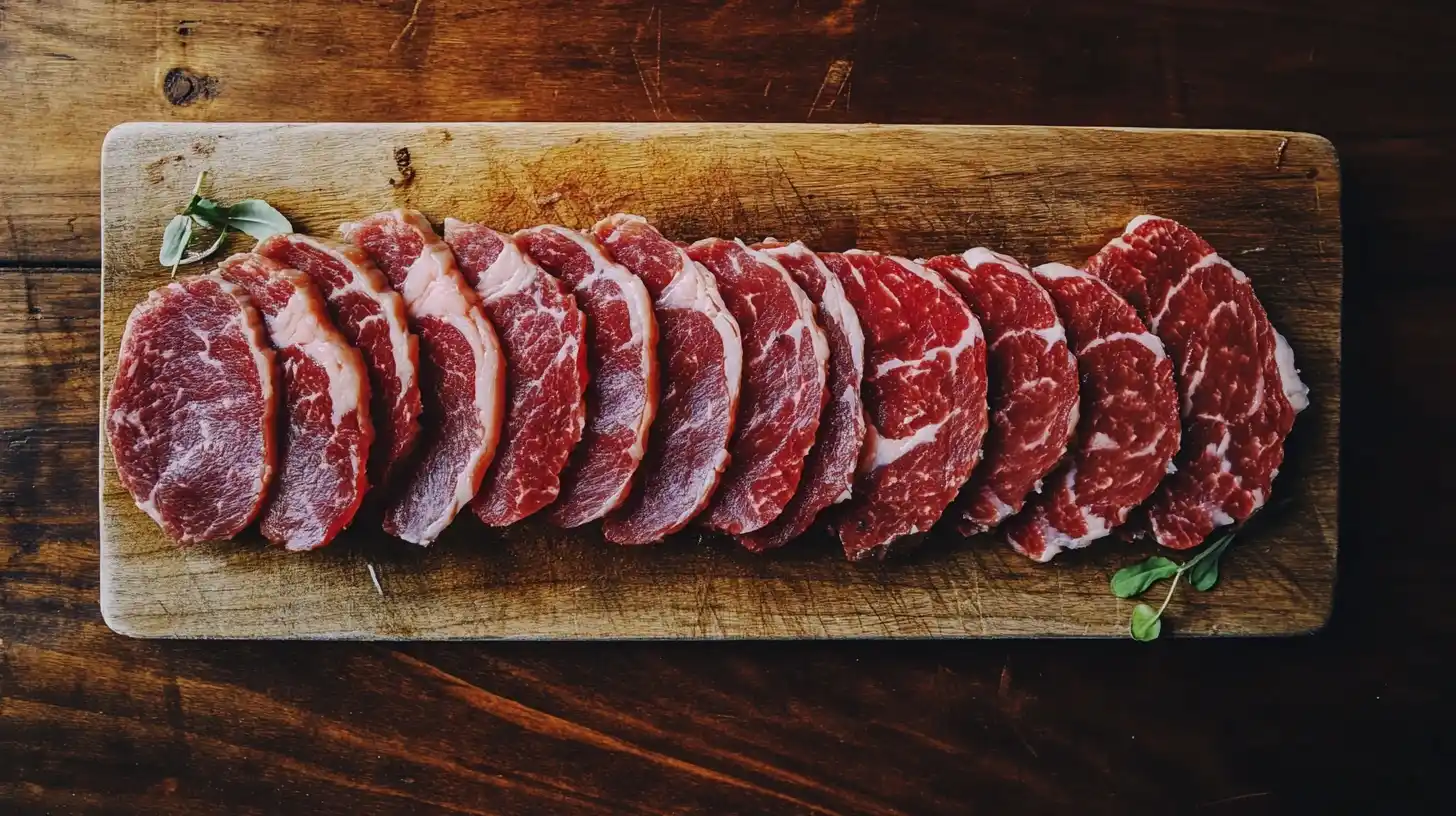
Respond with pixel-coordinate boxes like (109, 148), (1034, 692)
(1110, 556), (1179, 598)
(1111, 526), (1247, 641)
(158, 172), (290, 270)
(186, 197), (231, 230)
(159, 214), (193, 272)
(225, 199), (292, 240)
(1130, 603), (1163, 641)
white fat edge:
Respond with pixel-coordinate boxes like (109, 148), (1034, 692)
(593, 212), (648, 247)
(286, 233), (418, 417)
(960, 246), (1026, 272)
(209, 276), (277, 504)
(1150, 251), (1224, 331)
(474, 229), (541, 302)
(658, 255), (743, 410)
(767, 242), (867, 380)
(414, 305), (505, 545)
(1079, 329), (1168, 360)
(1031, 261), (1090, 281)
(862, 418), (943, 473)
(741, 240), (831, 392)
(1087, 431), (1119, 451)
(981, 492), (1016, 527)
(268, 285), (364, 427)
(1125, 214), (1162, 235)
(390, 222), (503, 542)
(540, 226), (659, 457)
(839, 249), (870, 288)
(1273, 328), (1310, 413)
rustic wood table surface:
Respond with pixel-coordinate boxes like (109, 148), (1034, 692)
(1, 1), (1450, 813)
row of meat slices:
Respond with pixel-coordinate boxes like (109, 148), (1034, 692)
(106, 212), (1310, 562)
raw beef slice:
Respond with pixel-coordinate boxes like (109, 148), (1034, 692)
(822, 251), (989, 560)
(1004, 263), (1180, 562)
(256, 233), (421, 490)
(217, 253), (373, 551)
(739, 240), (868, 552)
(924, 249), (1080, 534)
(106, 276), (277, 543)
(593, 214), (742, 545)
(687, 238), (829, 537)
(342, 210), (505, 545)
(1085, 215), (1310, 549)
(444, 220), (589, 526)
(515, 225), (660, 528)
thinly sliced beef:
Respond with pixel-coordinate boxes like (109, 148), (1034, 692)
(216, 253), (372, 551)
(592, 214), (741, 545)
(739, 240), (867, 553)
(1004, 263), (1180, 562)
(106, 276), (277, 543)
(924, 249), (1080, 534)
(443, 220), (589, 526)
(822, 251), (989, 560)
(341, 210), (505, 545)
(686, 238), (828, 537)
(514, 225), (659, 528)
(255, 233), (420, 490)
(1085, 216), (1310, 549)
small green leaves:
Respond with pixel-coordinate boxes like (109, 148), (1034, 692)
(1110, 527), (1246, 641)
(1110, 556), (1179, 598)
(224, 199), (291, 240)
(188, 198), (231, 230)
(158, 171), (291, 271)
(159, 214), (193, 271)
(1130, 603), (1163, 642)
(1186, 551), (1222, 591)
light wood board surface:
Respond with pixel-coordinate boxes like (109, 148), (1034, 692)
(98, 123), (1341, 639)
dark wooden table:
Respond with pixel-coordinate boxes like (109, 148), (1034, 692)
(2, 2), (1451, 813)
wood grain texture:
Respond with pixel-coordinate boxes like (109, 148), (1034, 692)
(98, 122), (1340, 639)
(5, 0), (1455, 811)
(9, 267), (1452, 815)
(3, 0), (1453, 266)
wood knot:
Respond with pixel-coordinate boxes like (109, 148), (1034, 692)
(388, 147), (416, 188)
(162, 67), (219, 106)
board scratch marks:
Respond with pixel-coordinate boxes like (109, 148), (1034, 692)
(807, 59), (853, 119)
(631, 6), (672, 121)
(809, 59), (850, 120)
(389, 0), (426, 52)
(390, 652), (846, 815)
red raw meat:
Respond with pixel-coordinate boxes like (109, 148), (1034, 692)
(216, 253), (373, 551)
(514, 225), (660, 528)
(592, 214), (742, 545)
(443, 220), (589, 526)
(924, 249), (1080, 534)
(1004, 263), (1180, 562)
(686, 238), (828, 537)
(739, 240), (867, 553)
(821, 250), (989, 560)
(255, 233), (420, 490)
(106, 276), (277, 543)
(341, 210), (505, 545)
(1085, 216), (1309, 549)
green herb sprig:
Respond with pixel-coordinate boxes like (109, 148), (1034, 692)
(158, 171), (292, 274)
(1110, 528), (1238, 641)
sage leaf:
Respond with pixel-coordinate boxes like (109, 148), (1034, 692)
(180, 226), (229, 265)
(226, 199), (292, 240)
(186, 197), (231, 229)
(1130, 603), (1163, 641)
(1110, 556), (1179, 598)
(159, 214), (193, 268)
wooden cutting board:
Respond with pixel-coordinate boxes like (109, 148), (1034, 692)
(99, 123), (1341, 639)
